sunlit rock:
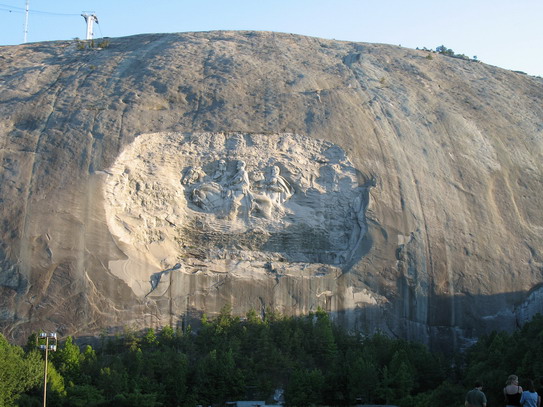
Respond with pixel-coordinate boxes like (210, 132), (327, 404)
(0, 31), (542, 351)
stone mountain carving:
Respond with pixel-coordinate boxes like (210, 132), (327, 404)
(0, 31), (542, 351)
(188, 160), (293, 220)
(104, 132), (372, 296)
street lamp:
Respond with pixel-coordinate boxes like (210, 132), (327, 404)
(36, 332), (58, 407)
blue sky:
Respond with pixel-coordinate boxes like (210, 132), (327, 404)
(1, 0), (542, 77)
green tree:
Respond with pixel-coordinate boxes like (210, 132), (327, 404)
(436, 45), (454, 56)
(387, 349), (415, 400)
(377, 366), (396, 405)
(285, 368), (324, 407)
(152, 349), (189, 406)
(193, 348), (245, 405)
(159, 325), (175, 345)
(122, 327), (141, 352)
(51, 336), (82, 384)
(246, 308), (262, 324)
(142, 328), (158, 348)
(97, 365), (129, 400)
(310, 308), (338, 367)
(346, 350), (379, 404)
(0, 334), (42, 406)
(64, 384), (105, 407)
(216, 304), (236, 332)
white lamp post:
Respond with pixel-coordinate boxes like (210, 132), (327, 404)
(36, 332), (58, 407)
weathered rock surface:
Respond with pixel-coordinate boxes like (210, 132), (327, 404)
(1, 31), (542, 350)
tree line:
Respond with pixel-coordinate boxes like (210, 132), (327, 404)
(2, 307), (543, 407)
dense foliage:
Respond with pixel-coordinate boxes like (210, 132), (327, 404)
(463, 313), (543, 407)
(2, 310), (543, 407)
(0, 335), (42, 406)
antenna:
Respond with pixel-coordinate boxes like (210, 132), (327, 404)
(81, 12), (99, 40)
(23, 0), (29, 43)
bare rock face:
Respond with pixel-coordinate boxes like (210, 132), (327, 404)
(0, 31), (542, 350)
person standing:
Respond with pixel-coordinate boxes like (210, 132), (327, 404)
(505, 374), (524, 407)
(520, 379), (540, 407)
(465, 381), (487, 407)
(537, 377), (543, 404)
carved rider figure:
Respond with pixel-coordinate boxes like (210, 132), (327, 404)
(181, 165), (205, 185)
(212, 159), (227, 183)
(265, 165), (293, 204)
(226, 160), (252, 219)
(187, 160), (227, 212)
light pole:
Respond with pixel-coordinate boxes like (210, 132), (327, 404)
(36, 332), (58, 407)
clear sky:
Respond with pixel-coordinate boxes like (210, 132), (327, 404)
(1, 0), (542, 77)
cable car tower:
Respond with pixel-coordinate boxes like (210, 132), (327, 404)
(81, 12), (99, 40)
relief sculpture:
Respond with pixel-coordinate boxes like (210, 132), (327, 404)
(184, 160), (294, 221)
(263, 166), (293, 205)
(103, 132), (373, 295)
